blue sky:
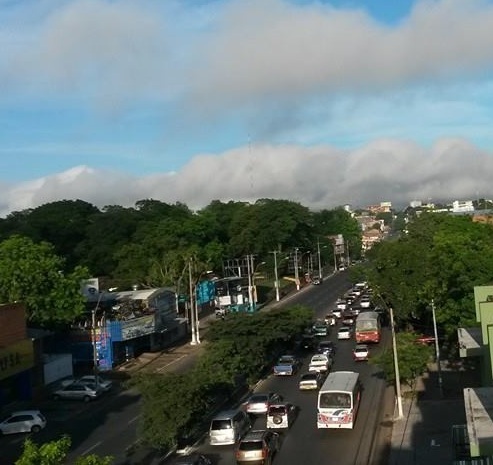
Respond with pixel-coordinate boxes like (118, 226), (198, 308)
(2, 0), (493, 216)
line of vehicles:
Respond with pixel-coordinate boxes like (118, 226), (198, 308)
(199, 282), (383, 464)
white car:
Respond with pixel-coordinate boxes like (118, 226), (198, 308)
(360, 298), (371, 309)
(353, 344), (370, 361)
(299, 372), (324, 391)
(0, 410), (46, 435)
(62, 375), (113, 392)
(335, 300), (347, 311)
(266, 403), (297, 429)
(309, 354), (332, 373)
(337, 326), (353, 340)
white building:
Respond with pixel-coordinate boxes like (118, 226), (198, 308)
(452, 200), (475, 213)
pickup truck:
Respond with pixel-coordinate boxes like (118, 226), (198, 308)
(273, 355), (300, 376)
(308, 354), (332, 373)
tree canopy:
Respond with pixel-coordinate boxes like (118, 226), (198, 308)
(0, 235), (89, 325)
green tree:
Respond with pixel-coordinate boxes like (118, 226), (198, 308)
(367, 213), (493, 342)
(371, 332), (433, 388)
(16, 436), (113, 465)
(0, 235), (89, 325)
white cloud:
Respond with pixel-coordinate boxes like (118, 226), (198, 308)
(2, 137), (491, 217)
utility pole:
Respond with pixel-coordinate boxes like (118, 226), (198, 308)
(189, 258), (197, 345)
(333, 242), (337, 273)
(431, 299), (443, 397)
(317, 238), (323, 280)
(390, 307), (404, 419)
(294, 248), (300, 290)
(272, 251), (280, 302)
(247, 254), (254, 311)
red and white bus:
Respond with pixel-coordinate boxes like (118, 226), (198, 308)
(355, 311), (381, 344)
(317, 371), (362, 429)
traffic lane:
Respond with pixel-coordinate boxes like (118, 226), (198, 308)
(282, 273), (351, 312)
(0, 389), (142, 464)
(62, 390), (142, 463)
(192, 331), (386, 465)
(0, 390), (133, 464)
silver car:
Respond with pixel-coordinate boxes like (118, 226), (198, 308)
(53, 382), (102, 402)
(61, 375), (113, 392)
(0, 410), (47, 435)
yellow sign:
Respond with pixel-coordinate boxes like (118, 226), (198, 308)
(0, 339), (34, 381)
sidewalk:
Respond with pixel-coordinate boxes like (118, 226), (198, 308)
(388, 360), (481, 465)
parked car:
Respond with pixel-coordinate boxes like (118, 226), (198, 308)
(235, 430), (280, 464)
(299, 372), (324, 391)
(245, 392), (283, 415)
(337, 326), (353, 340)
(273, 355), (300, 376)
(171, 454), (211, 465)
(308, 354), (332, 373)
(353, 344), (370, 361)
(62, 375), (113, 392)
(312, 276), (321, 285)
(53, 383), (103, 402)
(0, 410), (46, 435)
(266, 403), (297, 429)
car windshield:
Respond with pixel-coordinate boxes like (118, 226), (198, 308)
(302, 373), (317, 381)
(210, 419), (231, 430)
(279, 356), (293, 363)
(339, 327), (350, 332)
(311, 356), (326, 362)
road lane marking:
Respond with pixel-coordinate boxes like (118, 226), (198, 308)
(81, 441), (102, 455)
(156, 354), (188, 372)
(128, 415), (140, 424)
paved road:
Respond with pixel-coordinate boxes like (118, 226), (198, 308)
(0, 272), (390, 465)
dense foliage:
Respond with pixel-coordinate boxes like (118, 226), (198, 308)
(371, 332), (433, 388)
(0, 235), (89, 326)
(130, 305), (313, 450)
(0, 198), (360, 324)
(16, 436), (113, 465)
(365, 213), (493, 342)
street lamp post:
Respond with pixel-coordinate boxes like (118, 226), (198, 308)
(431, 299), (443, 397)
(189, 258), (198, 345)
(317, 239), (323, 280)
(272, 251), (280, 302)
(390, 306), (404, 419)
(246, 254), (254, 311)
(294, 248), (300, 290)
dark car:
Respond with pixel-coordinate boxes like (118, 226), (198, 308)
(171, 454), (211, 465)
(317, 340), (336, 357)
(300, 335), (316, 351)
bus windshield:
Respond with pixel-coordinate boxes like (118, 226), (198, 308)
(319, 392), (351, 409)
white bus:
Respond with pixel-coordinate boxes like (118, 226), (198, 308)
(317, 371), (362, 429)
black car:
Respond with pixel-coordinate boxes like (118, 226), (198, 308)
(300, 336), (316, 351)
(317, 340), (336, 357)
(171, 453), (211, 465)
